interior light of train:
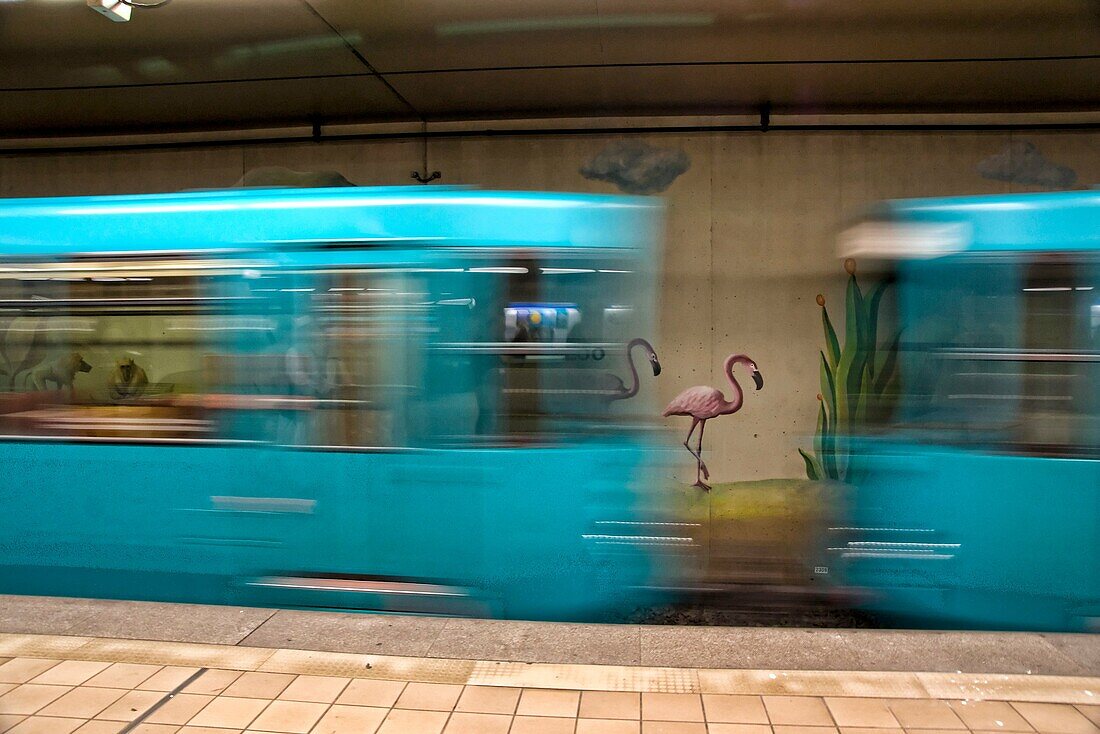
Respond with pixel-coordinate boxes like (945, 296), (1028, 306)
(1023, 286), (1073, 292)
(838, 221), (969, 259)
(598, 269), (633, 273)
(541, 268), (596, 274)
(329, 287), (365, 292)
(1076, 286), (1094, 291)
(467, 267), (529, 274)
(279, 288), (315, 292)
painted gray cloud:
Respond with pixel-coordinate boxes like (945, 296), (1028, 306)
(580, 141), (690, 194)
(977, 141), (1077, 189)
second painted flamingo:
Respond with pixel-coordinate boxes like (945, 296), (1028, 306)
(662, 354), (763, 490)
(608, 338), (661, 402)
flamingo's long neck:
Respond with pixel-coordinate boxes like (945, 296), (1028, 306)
(621, 339), (642, 400)
(720, 354), (749, 415)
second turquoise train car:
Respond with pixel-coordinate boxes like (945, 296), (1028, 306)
(833, 190), (1100, 632)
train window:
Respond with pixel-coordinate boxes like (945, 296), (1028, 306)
(296, 269), (426, 449)
(468, 255), (654, 443)
(0, 258), (252, 443)
(890, 254), (1098, 456)
(1016, 258), (1099, 454)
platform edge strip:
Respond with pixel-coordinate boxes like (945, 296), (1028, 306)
(0, 632), (1096, 703)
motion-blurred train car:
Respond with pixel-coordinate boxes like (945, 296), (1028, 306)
(0, 186), (676, 620)
(835, 190), (1100, 631)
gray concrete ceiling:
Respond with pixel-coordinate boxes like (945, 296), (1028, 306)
(1, 0), (1098, 136)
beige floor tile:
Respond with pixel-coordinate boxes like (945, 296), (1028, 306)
(37, 686), (125, 719)
(456, 686), (522, 715)
(7, 716), (84, 734)
(899, 729), (968, 734)
(311, 704), (388, 734)
(948, 701), (1033, 731)
(702, 695), (768, 724)
(72, 722), (127, 734)
(95, 689), (163, 721)
(642, 693), (704, 723)
(1076, 706), (1100, 727)
(146, 693), (214, 725)
(222, 673), (295, 700)
(577, 719), (640, 734)
(336, 679), (407, 708)
(826, 699), (901, 728)
(518, 689), (581, 718)
(0, 661), (60, 685)
(444, 711), (513, 734)
(639, 722), (707, 734)
(125, 725), (179, 734)
(85, 664), (162, 690)
(887, 701), (965, 730)
(182, 669), (241, 696)
(764, 698), (835, 727)
(707, 725), (772, 734)
(0, 685), (13, 698)
(29, 661), (111, 687)
(0, 714), (25, 733)
(0, 684), (72, 714)
(248, 700), (327, 733)
(509, 715), (576, 734)
(394, 682), (464, 712)
(376, 708), (449, 734)
(277, 675), (349, 703)
(773, 727), (839, 734)
(1010, 702), (1098, 734)
(137, 666), (202, 692)
(187, 696), (268, 729)
(178, 727), (244, 734)
(840, 728), (903, 734)
(581, 692), (641, 720)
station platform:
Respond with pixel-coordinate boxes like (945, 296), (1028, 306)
(0, 596), (1097, 734)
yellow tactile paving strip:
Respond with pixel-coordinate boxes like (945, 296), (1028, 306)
(0, 634), (1097, 734)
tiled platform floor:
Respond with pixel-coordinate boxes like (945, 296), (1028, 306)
(0, 635), (1097, 734)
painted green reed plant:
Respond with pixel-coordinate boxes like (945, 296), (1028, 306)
(800, 259), (901, 482)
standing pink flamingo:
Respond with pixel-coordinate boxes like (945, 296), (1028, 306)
(663, 354), (763, 490)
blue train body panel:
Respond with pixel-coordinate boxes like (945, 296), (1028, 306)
(0, 186), (662, 254)
(868, 189), (1100, 253)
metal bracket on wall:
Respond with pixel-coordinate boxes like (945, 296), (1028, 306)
(760, 102), (772, 132)
(411, 170), (441, 183)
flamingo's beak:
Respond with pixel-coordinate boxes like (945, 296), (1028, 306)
(651, 358), (662, 377)
(752, 369), (763, 390)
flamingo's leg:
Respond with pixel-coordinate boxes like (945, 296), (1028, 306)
(697, 419), (710, 481)
(682, 418), (701, 463)
(693, 419), (711, 490)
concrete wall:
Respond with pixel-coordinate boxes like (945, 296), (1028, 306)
(2, 128), (1098, 482)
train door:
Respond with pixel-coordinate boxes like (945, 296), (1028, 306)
(234, 254), (498, 614)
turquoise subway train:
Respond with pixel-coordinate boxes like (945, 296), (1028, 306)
(0, 186), (676, 620)
(834, 190), (1100, 632)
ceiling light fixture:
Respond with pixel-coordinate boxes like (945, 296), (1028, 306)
(87, 0), (170, 23)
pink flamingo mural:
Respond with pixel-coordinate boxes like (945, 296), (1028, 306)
(663, 354), (763, 490)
